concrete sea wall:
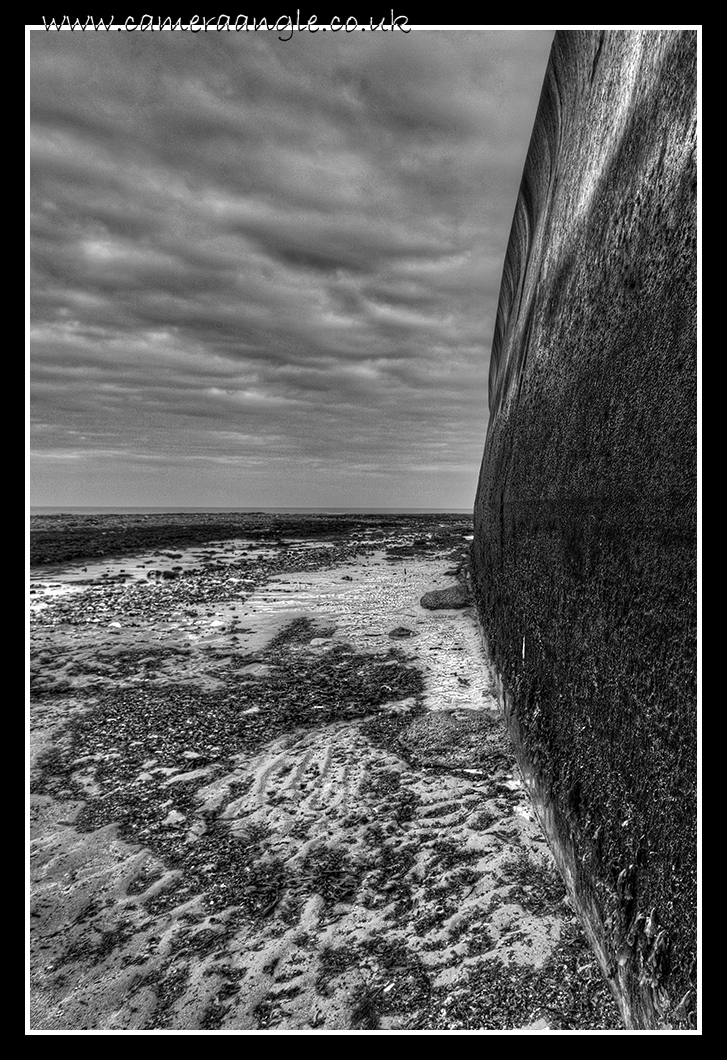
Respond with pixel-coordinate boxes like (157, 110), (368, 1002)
(471, 30), (697, 1029)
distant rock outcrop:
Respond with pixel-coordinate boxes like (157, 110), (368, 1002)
(471, 31), (696, 1029)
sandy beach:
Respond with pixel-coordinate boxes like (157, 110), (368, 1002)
(29, 514), (620, 1030)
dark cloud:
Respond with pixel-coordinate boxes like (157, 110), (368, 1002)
(29, 28), (553, 508)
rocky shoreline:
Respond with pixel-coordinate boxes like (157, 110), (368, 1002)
(30, 514), (621, 1031)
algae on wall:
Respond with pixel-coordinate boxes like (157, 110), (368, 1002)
(471, 30), (697, 1029)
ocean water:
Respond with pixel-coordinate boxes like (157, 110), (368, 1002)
(31, 506), (473, 516)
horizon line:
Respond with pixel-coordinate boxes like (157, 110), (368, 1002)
(31, 505), (474, 513)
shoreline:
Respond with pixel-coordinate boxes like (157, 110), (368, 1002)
(29, 515), (621, 1031)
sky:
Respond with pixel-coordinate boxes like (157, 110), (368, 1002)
(29, 27), (553, 510)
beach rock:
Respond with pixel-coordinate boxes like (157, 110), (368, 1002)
(388, 626), (417, 639)
(471, 30), (696, 1029)
(161, 809), (186, 826)
(420, 585), (470, 610)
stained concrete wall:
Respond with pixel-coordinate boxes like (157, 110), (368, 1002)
(471, 30), (697, 1029)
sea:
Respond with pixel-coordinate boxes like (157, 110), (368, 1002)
(31, 506), (473, 516)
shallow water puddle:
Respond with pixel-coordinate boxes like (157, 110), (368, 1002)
(28, 535), (295, 591)
(28, 582), (86, 612)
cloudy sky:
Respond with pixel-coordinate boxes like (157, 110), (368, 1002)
(29, 28), (553, 510)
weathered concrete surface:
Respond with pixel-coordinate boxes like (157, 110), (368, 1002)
(471, 31), (697, 1029)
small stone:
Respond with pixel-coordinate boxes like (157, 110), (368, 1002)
(162, 810), (186, 826)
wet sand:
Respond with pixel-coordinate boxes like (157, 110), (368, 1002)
(29, 515), (620, 1031)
